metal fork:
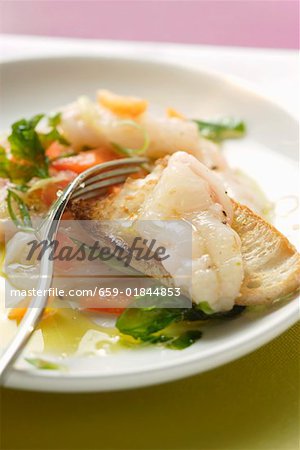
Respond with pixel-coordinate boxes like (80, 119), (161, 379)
(0, 156), (148, 384)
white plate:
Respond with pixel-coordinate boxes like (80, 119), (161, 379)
(0, 55), (299, 392)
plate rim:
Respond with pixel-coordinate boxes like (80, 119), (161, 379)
(7, 299), (299, 392)
(1, 53), (298, 123)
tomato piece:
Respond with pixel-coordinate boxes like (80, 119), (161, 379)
(8, 302), (56, 323)
(46, 142), (70, 160)
(40, 178), (71, 207)
(51, 148), (119, 174)
(39, 170), (77, 207)
(52, 231), (79, 273)
(56, 231), (75, 247)
(61, 210), (74, 220)
(81, 292), (131, 314)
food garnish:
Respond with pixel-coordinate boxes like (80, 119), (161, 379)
(111, 120), (150, 157)
(194, 117), (246, 141)
(6, 189), (33, 231)
(25, 357), (66, 371)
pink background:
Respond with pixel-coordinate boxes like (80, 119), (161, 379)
(0, 1), (299, 49)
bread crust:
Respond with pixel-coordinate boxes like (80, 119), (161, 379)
(72, 198), (300, 306)
(232, 201), (300, 305)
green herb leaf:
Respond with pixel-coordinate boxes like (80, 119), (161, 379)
(25, 357), (65, 371)
(7, 114), (49, 182)
(167, 330), (202, 350)
(194, 118), (246, 142)
(116, 306), (184, 340)
(48, 112), (62, 128)
(0, 146), (10, 179)
(116, 293), (192, 341)
(197, 301), (214, 315)
(184, 304), (246, 321)
(116, 302), (203, 349)
(6, 189), (33, 231)
(39, 127), (70, 148)
(12, 184), (30, 192)
(0, 145), (38, 185)
(40, 111), (69, 148)
(116, 293), (245, 349)
(111, 142), (131, 157)
(1, 112), (70, 186)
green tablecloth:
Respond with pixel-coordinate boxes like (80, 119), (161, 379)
(1, 322), (299, 450)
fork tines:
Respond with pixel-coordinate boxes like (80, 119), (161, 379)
(71, 157), (148, 201)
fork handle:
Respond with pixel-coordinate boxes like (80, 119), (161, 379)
(0, 157), (148, 384)
(0, 298), (49, 383)
(0, 196), (73, 384)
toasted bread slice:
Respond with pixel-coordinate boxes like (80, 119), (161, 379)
(232, 201), (300, 305)
(72, 197), (300, 306)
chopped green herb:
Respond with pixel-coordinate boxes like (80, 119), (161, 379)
(25, 357), (65, 371)
(0, 112), (70, 186)
(0, 145), (37, 186)
(6, 189), (33, 231)
(197, 301), (214, 315)
(112, 120), (149, 157)
(48, 112), (62, 128)
(50, 150), (77, 162)
(40, 128), (70, 148)
(193, 118), (246, 142)
(40, 112), (69, 148)
(116, 293), (193, 343)
(167, 330), (202, 350)
(185, 304), (246, 320)
(12, 184), (30, 192)
(9, 114), (48, 174)
(116, 292), (245, 349)
(5, 114), (49, 183)
(116, 306), (183, 340)
(116, 304), (203, 349)
(0, 146), (10, 179)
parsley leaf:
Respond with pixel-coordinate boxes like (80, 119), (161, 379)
(7, 114), (49, 182)
(194, 118), (246, 142)
(40, 112), (70, 148)
(48, 112), (62, 128)
(167, 330), (202, 350)
(116, 293), (245, 350)
(1, 145), (41, 186)
(1, 112), (69, 186)
(0, 146), (10, 179)
(116, 306), (184, 340)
